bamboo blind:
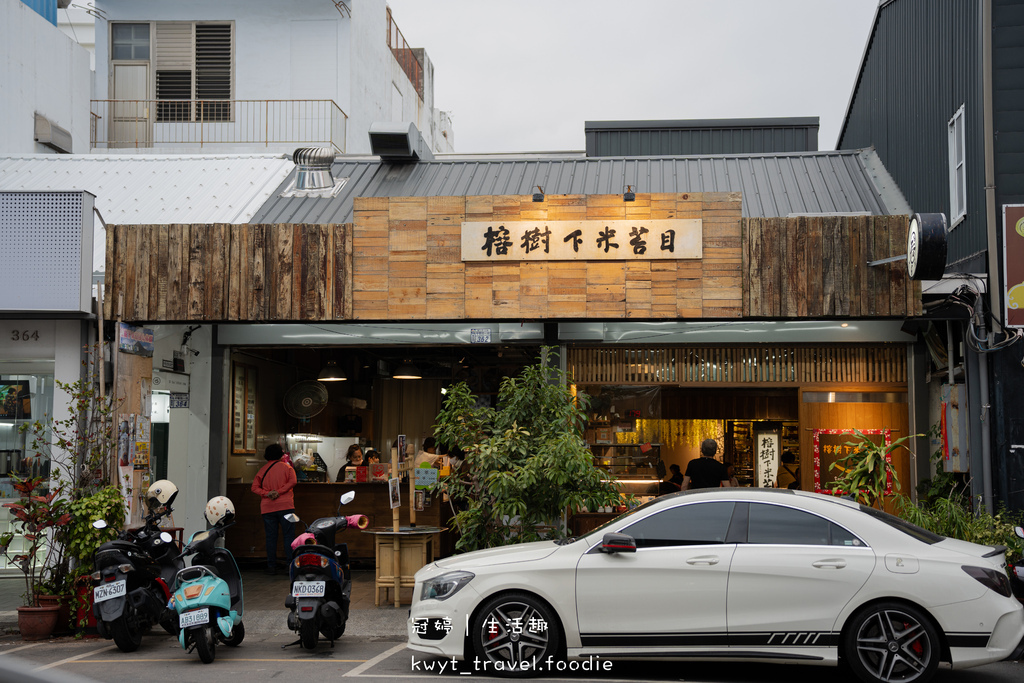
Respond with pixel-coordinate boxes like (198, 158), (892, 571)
(568, 345), (906, 385)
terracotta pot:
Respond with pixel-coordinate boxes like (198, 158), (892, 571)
(35, 595), (73, 635)
(17, 605), (59, 641)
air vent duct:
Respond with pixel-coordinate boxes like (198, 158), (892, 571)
(293, 147), (336, 190)
(368, 121), (434, 162)
(34, 113), (73, 154)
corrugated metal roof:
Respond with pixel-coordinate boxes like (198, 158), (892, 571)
(0, 154), (294, 272)
(0, 154), (294, 224)
(252, 148), (910, 225)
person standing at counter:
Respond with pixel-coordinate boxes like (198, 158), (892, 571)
(416, 437), (439, 468)
(336, 443), (364, 482)
(251, 443), (296, 575)
(680, 439), (732, 490)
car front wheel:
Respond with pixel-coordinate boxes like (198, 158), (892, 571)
(471, 592), (561, 677)
(844, 602), (941, 683)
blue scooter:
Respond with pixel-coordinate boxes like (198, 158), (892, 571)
(170, 496), (244, 663)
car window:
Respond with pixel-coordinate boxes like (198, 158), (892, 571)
(747, 503), (865, 547)
(621, 501), (735, 548)
(857, 504), (942, 544)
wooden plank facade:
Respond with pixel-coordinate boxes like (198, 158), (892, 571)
(102, 194), (919, 323)
(103, 223), (353, 322)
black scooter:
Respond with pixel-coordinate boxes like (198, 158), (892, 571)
(91, 505), (182, 651)
(283, 491), (367, 650)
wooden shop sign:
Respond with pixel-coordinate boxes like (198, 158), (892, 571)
(461, 219), (702, 262)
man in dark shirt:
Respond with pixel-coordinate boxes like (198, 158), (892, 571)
(681, 439), (731, 490)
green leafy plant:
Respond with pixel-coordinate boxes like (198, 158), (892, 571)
(0, 475), (72, 607)
(828, 429), (919, 509)
(14, 349), (127, 614)
(433, 347), (621, 552)
(894, 495), (1024, 558)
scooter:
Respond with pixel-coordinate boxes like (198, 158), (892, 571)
(283, 491), (368, 650)
(92, 480), (183, 652)
(170, 496), (244, 664)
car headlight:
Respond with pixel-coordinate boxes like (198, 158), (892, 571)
(420, 570), (475, 601)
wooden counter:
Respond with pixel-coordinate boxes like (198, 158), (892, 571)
(226, 482), (442, 563)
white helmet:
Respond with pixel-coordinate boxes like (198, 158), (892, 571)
(204, 496), (235, 527)
(145, 480), (178, 512)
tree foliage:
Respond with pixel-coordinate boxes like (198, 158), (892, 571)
(433, 348), (621, 552)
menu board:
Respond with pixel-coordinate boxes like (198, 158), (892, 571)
(232, 363), (258, 454)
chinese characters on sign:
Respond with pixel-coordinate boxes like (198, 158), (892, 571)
(813, 429), (892, 494)
(754, 431), (780, 488)
(461, 219), (702, 262)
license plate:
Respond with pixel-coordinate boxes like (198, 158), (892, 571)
(292, 581), (326, 598)
(179, 608), (209, 628)
(94, 580), (126, 603)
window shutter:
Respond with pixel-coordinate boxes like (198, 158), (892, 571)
(195, 24), (232, 121)
(155, 23), (194, 122)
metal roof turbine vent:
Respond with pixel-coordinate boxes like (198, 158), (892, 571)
(293, 147), (336, 191)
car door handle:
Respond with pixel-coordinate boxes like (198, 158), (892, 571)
(686, 556), (720, 565)
(812, 559), (847, 569)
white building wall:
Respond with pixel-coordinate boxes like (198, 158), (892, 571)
(57, 5), (96, 70)
(94, 0), (451, 154)
(0, 0), (91, 154)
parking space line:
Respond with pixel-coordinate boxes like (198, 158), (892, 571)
(0, 643), (39, 656)
(343, 643), (406, 677)
(32, 644), (116, 671)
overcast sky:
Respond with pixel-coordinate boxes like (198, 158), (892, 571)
(385, 0), (879, 154)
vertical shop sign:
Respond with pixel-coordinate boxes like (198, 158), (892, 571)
(1004, 205), (1024, 328)
(231, 363), (257, 454)
(754, 430), (780, 488)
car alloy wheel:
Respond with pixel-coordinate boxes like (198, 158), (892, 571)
(845, 603), (940, 683)
(471, 592), (561, 676)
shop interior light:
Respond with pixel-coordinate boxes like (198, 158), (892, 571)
(393, 360), (422, 380)
(623, 185), (636, 202)
(289, 433), (323, 443)
(317, 359), (347, 382)
(532, 185), (545, 202)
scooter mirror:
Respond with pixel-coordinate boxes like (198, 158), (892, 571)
(93, 519), (108, 530)
(284, 513), (300, 523)
(340, 491), (355, 505)
(159, 531), (173, 544)
(1014, 526), (1024, 540)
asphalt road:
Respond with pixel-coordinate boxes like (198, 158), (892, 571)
(1, 630), (1022, 683)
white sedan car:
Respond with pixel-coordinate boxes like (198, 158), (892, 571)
(408, 488), (1024, 682)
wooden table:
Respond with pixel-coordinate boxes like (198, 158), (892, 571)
(362, 526), (442, 607)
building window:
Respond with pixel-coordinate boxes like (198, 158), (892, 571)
(947, 105), (966, 227)
(111, 23), (150, 60)
(111, 21), (233, 123)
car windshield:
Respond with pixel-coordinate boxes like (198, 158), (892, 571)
(857, 503), (943, 544)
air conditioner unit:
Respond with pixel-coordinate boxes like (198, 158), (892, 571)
(34, 113), (73, 154)
(368, 122), (434, 162)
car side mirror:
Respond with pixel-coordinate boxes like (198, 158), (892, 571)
(600, 532), (637, 554)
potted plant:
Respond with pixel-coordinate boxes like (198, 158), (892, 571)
(828, 428), (919, 509)
(0, 474), (72, 640)
(433, 347), (621, 552)
(16, 352), (128, 634)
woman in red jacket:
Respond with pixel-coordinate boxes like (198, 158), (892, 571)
(251, 443), (297, 575)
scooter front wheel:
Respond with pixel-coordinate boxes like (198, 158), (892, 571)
(299, 618), (319, 650)
(193, 625), (216, 663)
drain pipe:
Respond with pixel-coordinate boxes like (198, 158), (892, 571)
(980, 0), (996, 512)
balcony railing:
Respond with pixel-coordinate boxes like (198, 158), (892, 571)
(90, 99), (347, 153)
(386, 7), (423, 99)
